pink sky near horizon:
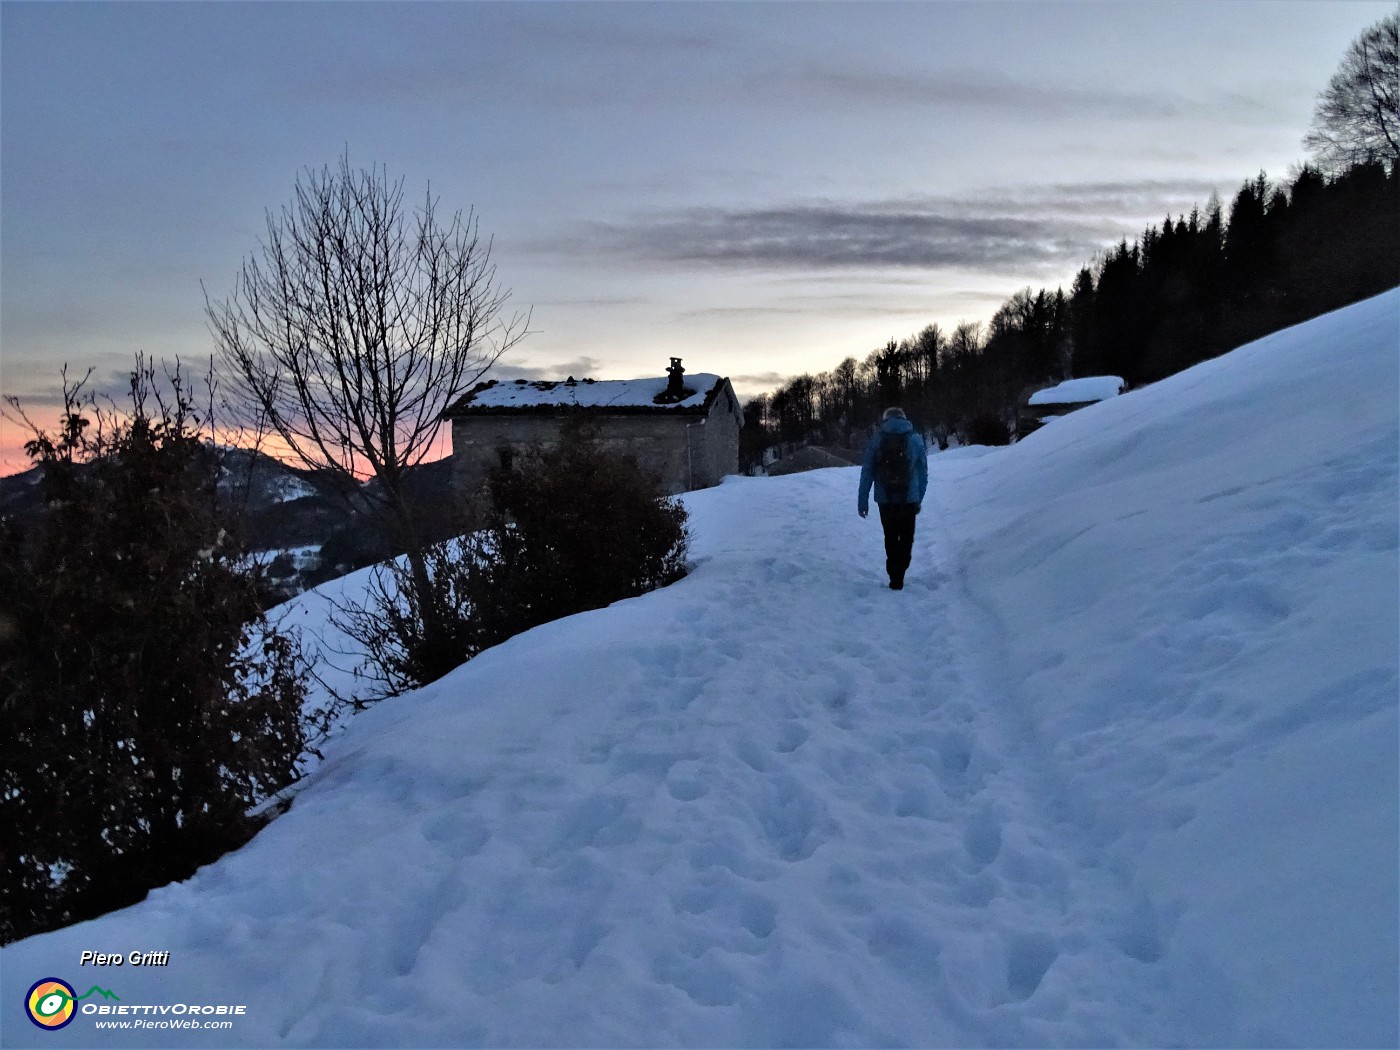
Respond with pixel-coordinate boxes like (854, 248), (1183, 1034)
(0, 410), (455, 480)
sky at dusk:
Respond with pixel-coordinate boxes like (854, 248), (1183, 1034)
(0, 0), (1389, 474)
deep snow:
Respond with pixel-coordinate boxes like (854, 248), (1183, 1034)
(1026, 376), (1124, 406)
(3, 291), (1396, 1048)
(457, 374), (724, 410)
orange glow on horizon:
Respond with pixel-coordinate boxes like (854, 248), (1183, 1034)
(0, 419), (454, 481)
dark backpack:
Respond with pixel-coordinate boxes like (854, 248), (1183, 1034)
(876, 430), (910, 496)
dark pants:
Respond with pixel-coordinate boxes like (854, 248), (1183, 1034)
(878, 503), (917, 585)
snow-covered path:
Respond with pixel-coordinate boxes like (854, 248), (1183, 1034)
(564, 466), (1158, 1046)
(4, 291), (1396, 1048)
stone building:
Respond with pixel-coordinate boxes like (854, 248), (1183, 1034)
(441, 359), (743, 499)
(1017, 376), (1126, 439)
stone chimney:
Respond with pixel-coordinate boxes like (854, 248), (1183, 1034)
(665, 357), (686, 400)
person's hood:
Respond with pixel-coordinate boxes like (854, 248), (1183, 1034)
(879, 417), (914, 435)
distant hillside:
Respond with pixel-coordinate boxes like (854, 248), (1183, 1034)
(0, 448), (460, 599)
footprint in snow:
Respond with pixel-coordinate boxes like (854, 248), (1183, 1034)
(1004, 930), (1060, 1001)
(775, 722), (809, 754)
(963, 807), (1003, 868)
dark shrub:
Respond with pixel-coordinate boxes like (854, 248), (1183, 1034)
(341, 428), (688, 698)
(965, 412), (1012, 446)
(0, 366), (307, 944)
(475, 433), (690, 648)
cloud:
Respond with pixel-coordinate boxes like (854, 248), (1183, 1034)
(795, 66), (1188, 121)
(673, 304), (818, 320)
(958, 178), (1225, 217)
(729, 372), (793, 401)
(731, 371), (789, 388)
(674, 296), (950, 323)
(585, 178), (1227, 276)
(593, 204), (1107, 274)
(531, 296), (651, 310)
(783, 62), (1294, 126)
(293, 11), (729, 110)
(2, 356), (141, 410)
(488, 357), (606, 383)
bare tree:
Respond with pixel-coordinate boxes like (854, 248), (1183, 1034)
(207, 154), (529, 681)
(1304, 12), (1399, 172)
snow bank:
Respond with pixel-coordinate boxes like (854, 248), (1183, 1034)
(2, 291), (1395, 1048)
(946, 289), (1399, 1046)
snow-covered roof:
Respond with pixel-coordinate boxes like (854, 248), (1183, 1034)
(445, 373), (726, 415)
(1027, 376), (1125, 406)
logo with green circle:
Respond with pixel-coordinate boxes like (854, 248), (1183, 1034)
(25, 978), (77, 1030)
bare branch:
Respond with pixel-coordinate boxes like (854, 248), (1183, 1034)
(208, 155), (530, 491)
(1304, 13), (1399, 173)
(206, 153), (530, 677)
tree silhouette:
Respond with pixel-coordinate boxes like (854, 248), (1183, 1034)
(207, 154), (529, 680)
(1304, 13), (1399, 172)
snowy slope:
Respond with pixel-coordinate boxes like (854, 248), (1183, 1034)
(3, 291), (1396, 1048)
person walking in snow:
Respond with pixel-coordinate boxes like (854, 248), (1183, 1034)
(858, 407), (929, 590)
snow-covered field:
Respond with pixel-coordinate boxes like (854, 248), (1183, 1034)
(4, 291), (1396, 1048)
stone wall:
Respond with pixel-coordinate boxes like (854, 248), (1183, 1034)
(449, 384), (741, 508)
(688, 397), (741, 489)
(450, 414), (690, 504)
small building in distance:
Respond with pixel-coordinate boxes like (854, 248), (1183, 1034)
(441, 358), (743, 500)
(1018, 376), (1126, 439)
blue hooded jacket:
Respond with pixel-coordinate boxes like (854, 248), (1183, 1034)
(858, 417), (928, 515)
